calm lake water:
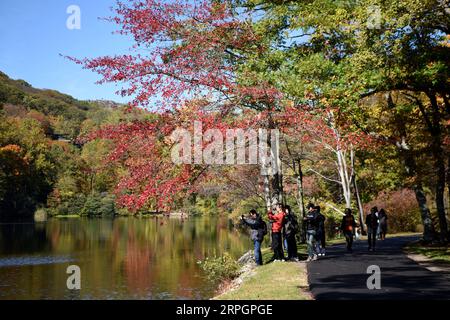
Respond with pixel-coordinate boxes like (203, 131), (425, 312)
(0, 216), (252, 300)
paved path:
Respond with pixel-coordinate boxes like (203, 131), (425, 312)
(307, 235), (450, 299)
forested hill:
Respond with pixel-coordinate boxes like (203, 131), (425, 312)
(0, 71), (122, 140)
(0, 71), (133, 218)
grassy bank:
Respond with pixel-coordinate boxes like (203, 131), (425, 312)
(405, 241), (450, 264)
(215, 248), (311, 300)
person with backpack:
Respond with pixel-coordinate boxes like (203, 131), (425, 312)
(241, 209), (267, 265)
(304, 203), (318, 261)
(314, 206), (326, 256)
(341, 208), (357, 252)
(268, 203), (286, 261)
(366, 207), (379, 252)
(283, 205), (299, 261)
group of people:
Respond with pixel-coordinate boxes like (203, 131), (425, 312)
(241, 203), (300, 265)
(339, 206), (389, 252)
(241, 203), (389, 265)
(364, 206), (388, 252)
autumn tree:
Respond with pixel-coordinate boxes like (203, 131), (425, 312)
(69, 0), (289, 211)
(229, 0), (449, 241)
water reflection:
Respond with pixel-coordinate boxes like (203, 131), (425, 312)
(0, 216), (251, 300)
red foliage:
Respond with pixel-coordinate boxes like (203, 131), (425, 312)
(68, 1), (377, 212)
(67, 0), (272, 109)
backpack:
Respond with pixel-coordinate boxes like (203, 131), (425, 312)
(261, 220), (268, 236)
(285, 214), (299, 235)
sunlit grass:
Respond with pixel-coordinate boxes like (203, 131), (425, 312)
(405, 241), (450, 264)
(216, 252), (311, 300)
(52, 214), (81, 218)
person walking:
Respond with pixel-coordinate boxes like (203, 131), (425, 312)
(268, 203), (286, 261)
(341, 208), (357, 252)
(304, 203), (318, 261)
(241, 209), (267, 266)
(378, 209), (388, 240)
(283, 205), (299, 261)
(315, 206), (326, 256)
(366, 207), (379, 251)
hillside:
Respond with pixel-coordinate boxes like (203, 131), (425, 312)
(0, 71), (122, 140)
(0, 71), (130, 218)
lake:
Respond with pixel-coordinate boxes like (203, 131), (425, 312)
(0, 216), (252, 300)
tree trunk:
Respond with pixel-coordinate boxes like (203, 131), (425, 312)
(447, 155), (450, 220)
(263, 167), (271, 212)
(414, 185), (435, 243)
(295, 159), (307, 243)
(391, 93), (436, 242)
(296, 159), (306, 217)
(267, 115), (282, 207)
(427, 92), (449, 242)
(353, 175), (366, 234)
(434, 151), (448, 242)
(401, 149), (436, 242)
(336, 148), (352, 208)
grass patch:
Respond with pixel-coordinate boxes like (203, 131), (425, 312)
(215, 245), (311, 300)
(216, 254), (311, 300)
(405, 241), (450, 264)
(386, 232), (421, 238)
(52, 214), (81, 218)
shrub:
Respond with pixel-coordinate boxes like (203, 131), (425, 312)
(322, 207), (345, 239)
(364, 188), (421, 233)
(34, 208), (47, 222)
(81, 192), (116, 216)
(48, 193), (85, 216)
(197, 252), (241, 283)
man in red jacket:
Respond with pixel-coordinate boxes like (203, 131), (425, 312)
(268, 203), (286, 261)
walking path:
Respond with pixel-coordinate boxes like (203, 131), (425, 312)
(307, 235), (450, 299)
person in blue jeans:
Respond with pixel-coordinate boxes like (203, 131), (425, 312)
(304, 203), (318, 261)
(241, 210), (267, 265)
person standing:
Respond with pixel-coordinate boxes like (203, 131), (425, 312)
(241, 209), (267, 266)
(341, 208), (357, 252)
(268, 204), (286, 261)
(315, 206), (326, 256)
(366, 207), (379, 251)
(378, 209), (388, 240)
(283, 205), (299, 261)
(304, 203), (318, 261)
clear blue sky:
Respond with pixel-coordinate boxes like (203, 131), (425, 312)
(0, 0), (134, 103)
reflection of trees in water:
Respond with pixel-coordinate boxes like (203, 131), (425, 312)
(124, 224), (153, 294)
(0, 222), (50, 254)
(0, 216), (251, 299)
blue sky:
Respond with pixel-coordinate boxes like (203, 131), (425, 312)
(0, 0), (134, 103)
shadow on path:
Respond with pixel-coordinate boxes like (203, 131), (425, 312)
(307, 235), (450, 300)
